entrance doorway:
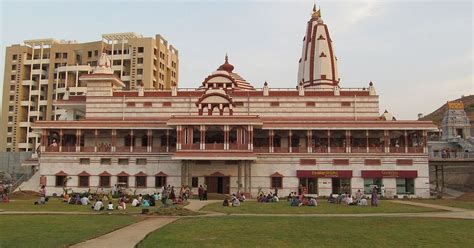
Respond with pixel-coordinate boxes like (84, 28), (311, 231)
(299, 177), (317, 194)
(205, 176), (230, 194)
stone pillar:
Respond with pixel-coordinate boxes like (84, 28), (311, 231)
(346, 130), (351, 153)
(327, 130), (331, 153)
(147, 129), (152, 152)
(288, 130), (292, 153)
(384, 130), (389, 153)
(130, 129), (134, 153)
(94, 129), (98, 152)
(200, 125), (205, 150)
(76, 129), (81, 152)
(59, 129), (63, 152)
(243, 161), (248, 193)
(404, 130), (408, 153)
(248, 161), (252, 196)
(166, 129), (170, 152)
(224, 125), (229, 150)
(366, 130), (369, 153)
(237, 162), (242, 193)
(307, 130), (312, 153)
(249, 126), (254, 151)
(269, 130), (274, 153)
(111, 129), (116, 152)
(181, 161), (186, 186)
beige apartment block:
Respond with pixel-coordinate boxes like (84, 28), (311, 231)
(1, 32), (179, 152)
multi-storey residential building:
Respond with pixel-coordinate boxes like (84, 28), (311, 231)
(1, 33), (179, 152)
(32, 6), (436, 198)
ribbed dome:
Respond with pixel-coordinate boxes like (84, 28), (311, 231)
(217, 54), (234, 73)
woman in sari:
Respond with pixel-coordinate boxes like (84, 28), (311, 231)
(371, 186), (378, 207)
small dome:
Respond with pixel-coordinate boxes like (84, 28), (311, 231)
(218, 54), (234, 73)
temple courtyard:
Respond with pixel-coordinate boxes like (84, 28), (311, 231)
(0, 195), (473, 248)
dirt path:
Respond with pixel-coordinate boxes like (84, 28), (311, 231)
(70, 217), (177, 248)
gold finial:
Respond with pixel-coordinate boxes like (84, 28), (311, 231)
(313, 3), (317, 12)
(312, 4), (321, 18)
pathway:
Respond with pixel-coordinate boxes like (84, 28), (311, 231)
(70, 217), (177, 248)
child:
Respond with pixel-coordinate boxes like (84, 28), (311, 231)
(107, 201), (114, 210)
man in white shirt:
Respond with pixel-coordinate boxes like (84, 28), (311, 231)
(80, 196), (90, 205)
(131, 198), (140, 207)
(93, 200), (104, 211)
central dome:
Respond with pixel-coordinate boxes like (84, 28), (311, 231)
(217, 54), (234, 73)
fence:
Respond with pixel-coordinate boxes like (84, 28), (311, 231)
(0, 152), (34, 179)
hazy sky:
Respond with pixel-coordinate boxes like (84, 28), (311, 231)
(1, 0), (472, 119)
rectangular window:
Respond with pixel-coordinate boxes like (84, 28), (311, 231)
(192, 177), (199, 188)
(136, 176), (147, 187)
(118, 158), (129, 165)
(94, 50), (99, 56)
(11, 75), (16, 80)
(363, 178), (382, 194)
(7, 127), (12, 132)
(155, 176), (166, 188)
(113, 60), (121, 66)
(79, 176), (89, 187)
(55, 176), (66, 187)
(88, 51), (92, 58)
(138, 47), (144, 53)
(271, 177), (283, 189)
(144, 102), (152, 107)
(270, 102), (280, 107)
(136, 158), (147, 165)
(12, 54), (17, 60)
(162, 102), (172, 107)
(62, 53), (67, 59)
(55, 53), (61, 59)
(100, 158), (111, 165)
(11, 65), (16, 70)
(396, 178), (415, 194)
(118, 176), (128, 187)
(99, 176), (111, 187)
(80, 158), (90, 165)
(306, 102), (316, 107)
(137, 69), (143, 75)
(341, 102), (351, 107)
(137, 58), (144, 64)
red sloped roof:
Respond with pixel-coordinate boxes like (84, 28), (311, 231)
(270, 172), (284, 177)
(117, 171), (130, 176)
(135, 171), (147, 177)
(78, 171), (90, 176)
(98, 171), (112, 176)
(55, 170), (68, 176)
(155, 171), (168, 176)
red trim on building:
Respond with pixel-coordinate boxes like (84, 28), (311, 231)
(361, 170), (418, 178)
(296, 170), (352, 178)
(333, 159), (349, 166)
(270, 172), (284, 177)
(55, 170), (68, 176)
(77, 171), (90, 176)
(365, 159), (381, 166)
(300, 159), (317, 165)
(397, 159), (413, 166)
(135, 171), (147, 177)
(99, 171), (112, 176)
(117, 171), (130, 176)
(155, 171), (168, 176)
(209, 172), (226, 177)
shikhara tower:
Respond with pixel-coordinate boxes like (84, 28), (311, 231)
(297, 5), (339, 89)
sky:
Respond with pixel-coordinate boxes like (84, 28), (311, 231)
(0, 0), (472, 120)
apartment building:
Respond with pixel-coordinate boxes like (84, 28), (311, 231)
(1, 32), (179, 152)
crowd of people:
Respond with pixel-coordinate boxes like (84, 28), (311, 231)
(0, 181), (12, 203)
(288, 192), (317, 207)
(222, 193), (245, 207)
(257, 192), (279, 203)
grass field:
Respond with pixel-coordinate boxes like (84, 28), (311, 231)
(138, 216), (474, 248)
(0, 215), (138, 248)
(0, 199), (166, 214)
(200, 200), (439, 214)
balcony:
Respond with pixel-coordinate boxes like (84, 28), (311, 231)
(61, 146), (76, 152)
(152, 146), (168, 153)
(389, 147), (405, 153)
(133, 146), (148, 152)
(181, 143), (200, 150)
(330, 147), (346, 153)
(21, 80), (38, 87)
(351, 147), (367, 153)
(253, 147), (269, 153)
(407, 147), (423, 153)
(116, 146), (131, 152)
(369, 147), (384, 153)
(273, 147), (289, 153)
(229, 143), (249, 150)
(21, 101), (30, 106)
(19, 122), (30, 127)
(80, 147), (95, 152)
(291, 147), (308, 153)
(204, 143), (224, 150)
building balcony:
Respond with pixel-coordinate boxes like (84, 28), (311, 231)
(291, 147), (308, 153)
(229, 143), (249, 150)
(19, 122), (30, 127)
(31, 69), (48, 77)
(116, 146), (131, 152)
(80, 147), (95, 152)
(55, 65), (92, 73)
(21, 80), (38, 87)
(18, 143), (34, 149)
(253, 147), (269, 153)
(21, 101), (30, 106)
(40, 79), (49, 85)
(133, 146), (148, 152)
(330, 147), (346, 153)
(407, 147), (423, 153)
(181, 143), (201, 150)
(204, 143), (224, 150)
(61, 146), (76, 152)
(273, 147), (289, 153)
(369, 147), (384, 153)
(389, 147), (405, 153)
(313, 146), (328, 153)
(351, 147), (367, 153)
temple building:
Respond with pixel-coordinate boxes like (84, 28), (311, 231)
(33, 6), (436, 198)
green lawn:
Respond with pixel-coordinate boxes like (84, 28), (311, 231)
(200, 200), (439, 214)
(138, 216), (474, 248)
(410, 199), (474, 210)
(0, 215), (138, 248)
(0, 199), (164, 214)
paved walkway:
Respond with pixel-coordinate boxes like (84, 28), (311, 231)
(391, 200), (467, 212)
(70, 217), (177, 248)
(184, 199), (220, 212)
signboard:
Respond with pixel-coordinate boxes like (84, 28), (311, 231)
(361, 170), (417, 178)
(296, 170), (352, 178)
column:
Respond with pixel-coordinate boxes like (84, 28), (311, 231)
(224, 125), (229, 150)
(111, 129), (116, 152)
(181, 161), (186, 186)
(269, 130), (274, 153)
(176, 125), (181, 150)
(327, 130), (331, 153)
(366, 130), (369, 153)
(166, 129), (170, 152)
(248, 161), (252, 196)
(130, 129), (134, 153)
(346, 130), (351, 153)
(249, 126), (254, 151)
(404, 130), (408, 153)
(423, 130), (427, 153)
(288, 130), (292, 153)
(147, 129), (152, 152)
(307, 130), (312, 153)
(384, 130), (389, 153)
(94, 129), (98, 152)
(237, 162), (242, 193)
(41, 129), (47, 152)
(200, 125), (205, 150)
(59, 129), (63, 152)
(243, 161), (248, 193)
(76, 129), (81, 152)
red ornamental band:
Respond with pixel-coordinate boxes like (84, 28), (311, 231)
(361, 170), (418, 178)
(296, 170), (352, 178)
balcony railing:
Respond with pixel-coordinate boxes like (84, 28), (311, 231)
(330, 147), (346, 153)
(116, 146), (131, 152)
(152, 146), (168, 152)
(389, 147), (405, 153)
(133, 146), (148, 152)
(273, 147), (289, 153)
(407, 147), (423, 153)
(205, 143), (224, 150)
(181, 143), (200, 150)
(369, 147), (384, 153)
(351, 147), (367, 153)
(229, 143), (249, 150)
(291, 147), (308, 153)
(313, 146), (328, 153)
(254, 146), (269, 153)
(429, 151), (474, 160)
(80, 147), (95, 152)
(61, 146), (76, 152)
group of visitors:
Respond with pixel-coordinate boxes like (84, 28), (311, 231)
(131, 193), (160, 208)
(288, 194), (317, 207)
(34, 185), (47, 205)
(326, 188), (377, 206)
(197, 184), (208, 201)
(0, 182), (11, 203)
(222, 193), (242, 207)
(257, 192), (279, 203)
(160, 185), (188, 206)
